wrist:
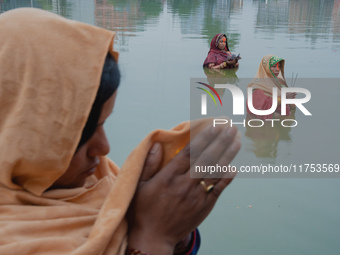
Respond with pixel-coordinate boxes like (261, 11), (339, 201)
(126, 248), (153, 255)
(174, 233), (192, 255)
(128, 229), (175, 255)
(174, 231), (197, 255)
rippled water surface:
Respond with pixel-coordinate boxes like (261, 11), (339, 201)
(1, 1), (340, 254)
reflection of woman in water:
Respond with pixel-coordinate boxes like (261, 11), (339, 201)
(203, 67), (238, 96)
(203, 33), (239, 69)
(245, 112), (295, 158)
(247, 55), (296, 119)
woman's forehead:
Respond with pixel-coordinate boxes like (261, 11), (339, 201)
(219, 37), (226, 42)
(215, 34), (226, 48)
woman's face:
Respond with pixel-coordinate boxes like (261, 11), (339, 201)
(217, 36), (226, 50)
(51, 91), (117, 189)
(270, 62), (281, 77)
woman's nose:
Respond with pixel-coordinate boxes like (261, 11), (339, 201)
(87, 127), (110, 157)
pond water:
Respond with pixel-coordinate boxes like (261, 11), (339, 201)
(1, 0), (340, 254)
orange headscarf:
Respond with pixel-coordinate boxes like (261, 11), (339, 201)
(0, 8), (215, 255)
(247, 54), (287, 97)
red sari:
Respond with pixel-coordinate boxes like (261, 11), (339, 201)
(203, 33), (232, 67)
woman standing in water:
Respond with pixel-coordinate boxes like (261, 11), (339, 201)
(203, 33), (240, 69)
(247, 55), (296, 119)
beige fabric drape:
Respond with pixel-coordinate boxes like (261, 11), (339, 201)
(247, 54), (287, 96)
(0, 8), (216, 254)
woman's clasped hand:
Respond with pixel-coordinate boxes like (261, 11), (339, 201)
(128, 123), (241, 255)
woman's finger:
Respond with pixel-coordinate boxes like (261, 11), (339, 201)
(140, 143), (163, 182)
(159, 124), (225, 177)
(189, 125), (238, 183)
(189, 124), (226, 166)
(208, 139), (241, 197)
(198, 138), (240, 199)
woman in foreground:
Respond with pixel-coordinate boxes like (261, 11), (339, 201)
(0, 8), (241, 255)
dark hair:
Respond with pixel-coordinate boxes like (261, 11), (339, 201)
(77, 53), (120, 148)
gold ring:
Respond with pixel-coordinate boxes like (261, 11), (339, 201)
(200, 180), (214, 193)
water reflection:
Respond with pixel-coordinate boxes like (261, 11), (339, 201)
(203, 67), (239, 96)
(331, 0), (340, 43)
(95, 0), (163, 32)
(255, 0), (339, 47)
(255, 0), (290, 32)
(94, 0), (164, 51)
(0, 0), (42, 11)
(0, 0), (93, 22)
(245, 111), (295, 158)
(2, 0), (338, 50)
(94, 0), (244, 50)
(178, 0), (242, 48)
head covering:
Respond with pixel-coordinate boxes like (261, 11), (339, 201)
(0, 8), (119, 196)
(0, 8), (223, 255)
(203, 33), (231, 67)
(247, 54), (287, 96)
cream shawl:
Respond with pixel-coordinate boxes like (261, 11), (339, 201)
(247, 54), (287, 96)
